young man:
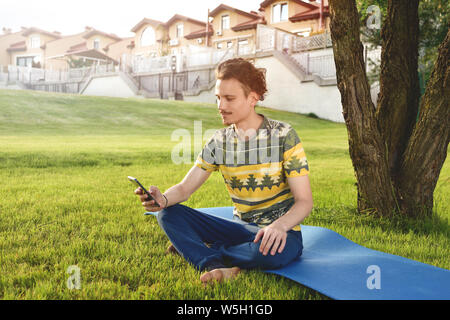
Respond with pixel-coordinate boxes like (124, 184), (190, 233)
(135, 58), (313, 284)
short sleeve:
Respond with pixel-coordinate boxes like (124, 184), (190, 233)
(283, 127), (309, 177)
(194, 134), (219, 173)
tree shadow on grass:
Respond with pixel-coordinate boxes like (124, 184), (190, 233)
(306, 205), (449, 239)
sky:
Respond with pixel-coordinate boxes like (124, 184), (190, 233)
(0, 0), (266, 38)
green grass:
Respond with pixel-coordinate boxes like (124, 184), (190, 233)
(0, 88), (448, 300)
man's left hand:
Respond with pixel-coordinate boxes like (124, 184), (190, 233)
(253, 223), (287, 256)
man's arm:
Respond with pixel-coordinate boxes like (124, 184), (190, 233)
(139, 165), (212, 211)
(163, 165), (212, 207)
(271, 175), (313, 231)
(254, 175), (313, 256)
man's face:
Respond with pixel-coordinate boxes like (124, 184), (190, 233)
(215, 78), (258, 126)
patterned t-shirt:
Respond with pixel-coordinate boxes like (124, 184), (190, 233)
(195, 114), (309, 230)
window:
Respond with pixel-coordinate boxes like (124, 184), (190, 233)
(16, 56), (34, 67)
(221, 15), (230, 30)
(217, 42), (223, 49)
(238, 39), (249, 46)
(141, 27), (156, 46)
(176, 24), (184, 38)
(93, 38), (100, 50)
(30, 36), (40, 49)
(272, 3), (288, 23)
(227, 41), (233, 48)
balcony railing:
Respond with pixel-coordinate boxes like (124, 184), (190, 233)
(256, 24), (332, 53)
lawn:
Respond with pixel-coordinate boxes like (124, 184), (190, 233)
(0, 88), (448, 299)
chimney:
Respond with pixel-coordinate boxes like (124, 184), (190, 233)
(2, 27), (12, 34)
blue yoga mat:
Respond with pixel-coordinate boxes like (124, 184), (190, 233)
(145, 206), (450, 300)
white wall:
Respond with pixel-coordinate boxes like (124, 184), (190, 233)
(82, 74), (139, 98)
(183, 87), (216, 104)
(254, 55), (344, 123)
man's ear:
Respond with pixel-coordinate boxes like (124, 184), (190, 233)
(249, 91), (260, 106)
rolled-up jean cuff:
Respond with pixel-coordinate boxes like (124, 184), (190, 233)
(204, 263), (227, 271)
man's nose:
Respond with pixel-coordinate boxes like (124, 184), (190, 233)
(217, 99), (225, 111)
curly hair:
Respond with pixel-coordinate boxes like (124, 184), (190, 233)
(215, 58), (268, 101)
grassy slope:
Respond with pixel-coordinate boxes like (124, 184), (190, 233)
(0, 89), (448, 299)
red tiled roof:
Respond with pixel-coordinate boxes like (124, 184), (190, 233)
(82, 29), (122, 41)
(289, 6), (329, 22)
(67, 42), (88, 53)
(7, 40), (26, 52)
(209, 4), (260, 19)
(184, 25), (213, 40)
(259, 0), (318, 10)
(232, 17), (266, 32)
(131, 18), (165, 33)
(21, 27), (62, 39)
(165, 14), (207, 28)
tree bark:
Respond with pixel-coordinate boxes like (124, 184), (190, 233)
(329, 0), (398, 216)
(396, 29), (450, 217)
(330, 0), (449, 218)
(376, 0), (420, 179)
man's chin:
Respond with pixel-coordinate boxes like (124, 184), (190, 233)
(221, 117), (233, 126)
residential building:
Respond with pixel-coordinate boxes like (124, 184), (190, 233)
(208, 4), (265, 55)
(0, 28), (26, 67)
(1, 27), (62, 68)
(130, 18), (168, 58)
(259, 0), (330, 36)
(0, 26), (122, 71)
(44, 26), (122, 70)
(165, 14), (210, 55)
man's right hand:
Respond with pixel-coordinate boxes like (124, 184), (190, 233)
(134, 186), (166, 212)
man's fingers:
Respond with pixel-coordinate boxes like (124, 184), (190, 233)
(260, 232), (273, 256)
(253, 229), (264, 243)
(270, 237), (281, 256)
(142, 200), (161, 208)
(134, 187), (143, 195)
(278, 237), (286, 254)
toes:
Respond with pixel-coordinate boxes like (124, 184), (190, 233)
(200, 269), (223, 284)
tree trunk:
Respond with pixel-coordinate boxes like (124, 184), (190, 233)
(376, 0), (420, 180)
(396, 29), (450, 217)
(329, 0), (449, 217)
(329, 0), (398, 216)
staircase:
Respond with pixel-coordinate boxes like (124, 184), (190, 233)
(273, 50), (314, 83)
(273, 50), (337, 86)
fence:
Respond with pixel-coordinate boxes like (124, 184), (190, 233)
(0, 63), (116, 85)
(294, 32), (332, 52)
(256, 24), (332, 53)
(291, 52), (336, 78)
(291, 45), (381, 79)
(138, 68), (215, 99)
(184, 48), (234, 69)
(129, 55), (171, 74)
(125, 47), (235, 75)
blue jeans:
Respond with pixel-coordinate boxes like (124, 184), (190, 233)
(157, 204), (303, 271)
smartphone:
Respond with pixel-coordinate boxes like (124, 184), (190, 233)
(128, 176), (158, 206)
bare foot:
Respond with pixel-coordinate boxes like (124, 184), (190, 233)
(165, 244), (180, 256)
(200, 267), (240, 284)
